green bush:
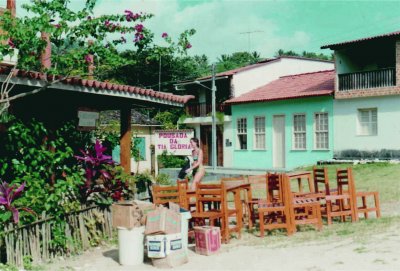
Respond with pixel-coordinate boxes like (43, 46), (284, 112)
(155, 173), (172, 186)
(158, 151), (186, 168)
(133, 171), (153, 194)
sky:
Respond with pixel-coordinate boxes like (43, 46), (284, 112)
(8, 0), (400, 61)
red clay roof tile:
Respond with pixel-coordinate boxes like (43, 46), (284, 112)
(0, 66), (193, 105)
(321, 30), (400, 49)
(225, 70), (334, 104)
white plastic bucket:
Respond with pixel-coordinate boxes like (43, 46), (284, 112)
(118, 226), (145, 266)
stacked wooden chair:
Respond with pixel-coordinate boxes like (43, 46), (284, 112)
(338, 168), (381, 221)
(313, 167), (333, 195)
(220, 176), (247, 239)
(285, 173), (323, 233)
(152, 184), (180, 206)
(190, 183), (228, 241)
(356, 190), (381, 219)
(247, 174), (267, 227)
(258, 173), (323, 237)
(258, 173), (293, 236)
(176, 179), (190, 210)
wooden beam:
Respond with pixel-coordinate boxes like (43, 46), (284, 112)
(120, 107), (131, 174)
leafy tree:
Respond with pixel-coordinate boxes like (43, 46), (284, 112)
(0, 0), (195, 115)
(98, 50), (209, 93)
(216, 51), (261, 73)
(275, 49), (333, 61)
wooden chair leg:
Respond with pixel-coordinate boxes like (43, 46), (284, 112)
(361, 195), (368, 219)
(316, 204), (323, 231)
(375, 192), (381, 218)
(259, 211), (265, 237)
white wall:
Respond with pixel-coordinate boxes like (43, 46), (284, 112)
(232, 58), (334, 97)
(334, 96), (400, 151)
(223, 120), (233, 167)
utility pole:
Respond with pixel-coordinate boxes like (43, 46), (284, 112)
(158, 55), (162, 92)
(239, 30), (264, 53)
(211, 63), (217, 171)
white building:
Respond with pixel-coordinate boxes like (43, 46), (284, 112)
(179, 56), (334, 167)
(322, 30), (400, 159)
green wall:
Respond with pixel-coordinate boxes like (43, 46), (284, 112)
(231, 96), (333, 170)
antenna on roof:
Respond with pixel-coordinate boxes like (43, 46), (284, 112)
(239, 30), (264, 53)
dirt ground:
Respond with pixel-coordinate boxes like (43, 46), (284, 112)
(46, 221), (400, 271)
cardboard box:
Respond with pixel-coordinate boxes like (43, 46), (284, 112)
(168, 202), (192, 249)
(147, 233), (183, 258)
(194, 226), (221, 255)
(151, 248), (189, 268)
(112, 202), (143, 228)
(145, 207), (181, 235)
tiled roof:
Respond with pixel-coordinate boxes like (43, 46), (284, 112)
(0, 66), (194, 104)
(321, 30), (400, 49)
(225, 70), (334, 105)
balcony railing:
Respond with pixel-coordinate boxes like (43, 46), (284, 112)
(338, 67), (395, 91)
(186, 102), (225, 117)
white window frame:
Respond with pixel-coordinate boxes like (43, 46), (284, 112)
(253, 116), (266, 150)
(314, 112), (329, 150)
(357, 108), (377, 136)
(292, 113), (306, 150)
(236, 117), (247, 150)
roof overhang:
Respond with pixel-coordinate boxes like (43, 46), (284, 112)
(321, 30), (400, 50)
(0, 75), (185, 107)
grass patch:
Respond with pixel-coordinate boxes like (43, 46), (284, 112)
(373, 258), (387, 264)
(354, 246), (368, 253)
(300, 163), (400, 203)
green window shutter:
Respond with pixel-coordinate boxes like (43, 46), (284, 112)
(133, 137), (146, 161)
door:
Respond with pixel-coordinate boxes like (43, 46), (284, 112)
(273, 115), (285, 168)
(200, 125), (224, 166)
(200, 125), (211, 166)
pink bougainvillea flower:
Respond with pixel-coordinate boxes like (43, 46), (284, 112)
(124, 10), (133, 21)
(162, 32), (168, 38)
(135, 24), (144, 32)
(85, 55), (93, 63)
(186, 43), (192, 49)
(54, 24), (61, 28)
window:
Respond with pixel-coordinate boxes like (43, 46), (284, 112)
(358, 108), (377, 136)
(254, 116), (266, 149)
(293, 114), (306, 150)
(133, 137), (146, 161)
(237, 118), (247, 150)
(314, 113), (329, 149)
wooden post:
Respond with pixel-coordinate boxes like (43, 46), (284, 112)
(7, 0), (16, 18)
(120, 107), (131, 174)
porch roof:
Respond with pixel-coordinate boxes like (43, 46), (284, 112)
(321, 30), (400, 49)
(225, 70), (334, 105)
(0, 66), (194, 107)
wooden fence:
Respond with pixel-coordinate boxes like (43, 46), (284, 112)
(0, 205), (113, 267)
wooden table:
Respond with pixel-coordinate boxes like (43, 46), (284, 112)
(186, 182), (252, 243)
(287, 171), (314, 194)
